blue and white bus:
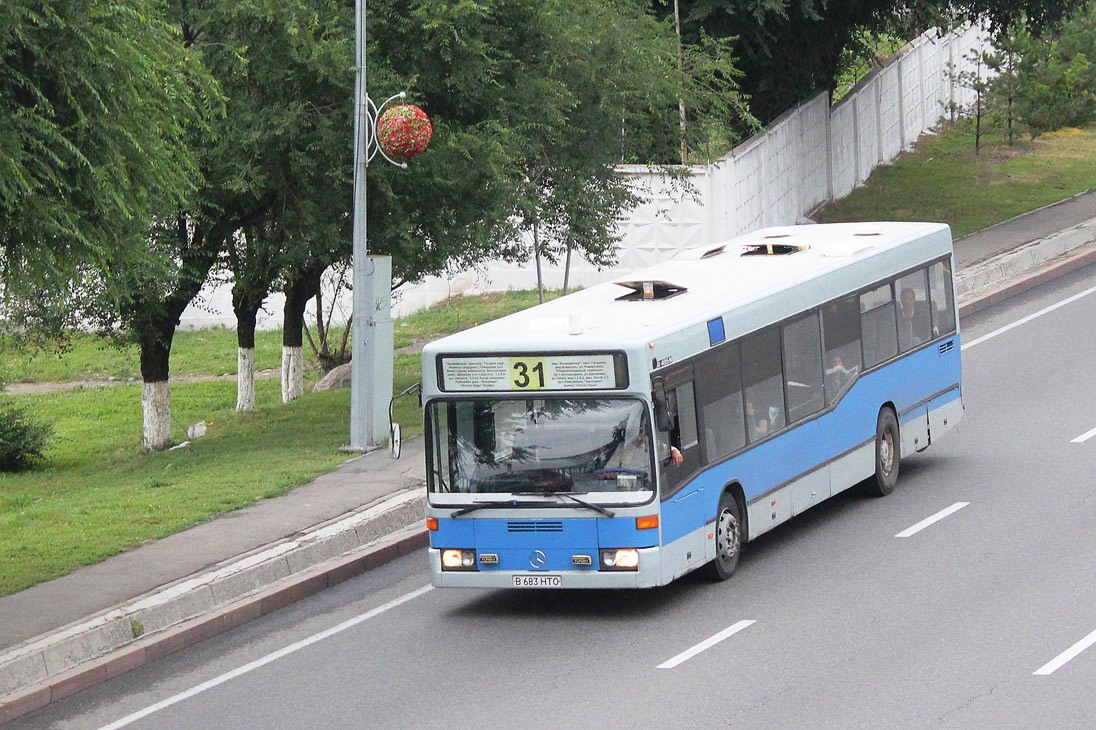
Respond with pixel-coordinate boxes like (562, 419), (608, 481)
(420, 222), (962, 588)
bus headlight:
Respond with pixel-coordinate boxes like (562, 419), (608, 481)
(600, 548), (639, 571)
(441, 548), (477, 571)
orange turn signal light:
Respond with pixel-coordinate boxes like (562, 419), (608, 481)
(635, 515), (659, 530)
(426, 517), (439, 531)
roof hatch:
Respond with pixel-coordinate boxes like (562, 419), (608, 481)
(673, 243), (727, 260)
(741, 242), (807, 256)
(615, 280), (687, 301)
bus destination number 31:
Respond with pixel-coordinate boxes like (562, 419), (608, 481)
(510, 358), (546, 389)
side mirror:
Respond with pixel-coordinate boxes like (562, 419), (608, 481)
(388, 383), (421, 460)
(390, 422), (402, 460)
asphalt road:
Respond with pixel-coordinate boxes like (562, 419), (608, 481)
(13, 262), (1096, 730)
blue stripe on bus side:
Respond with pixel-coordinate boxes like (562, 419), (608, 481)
(660, 337), (962, 546)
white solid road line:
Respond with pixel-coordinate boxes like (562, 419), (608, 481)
(97, 584), (434, 730)
(657, 620), (756, 669)
(1070, 425), (1096, 444)
(962, 283), (1096, 351)
(895, 502), (970, 538)
(1034, 627), (1096, 676)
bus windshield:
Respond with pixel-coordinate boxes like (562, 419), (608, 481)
(426, 397), (653, 497)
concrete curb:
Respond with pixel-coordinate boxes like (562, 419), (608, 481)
(0, 490), (427, 724)
(957, 217), (1096, 316)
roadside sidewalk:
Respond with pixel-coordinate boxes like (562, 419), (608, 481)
(954, 190), (1096, 316)
(4, 200), (1096, 724)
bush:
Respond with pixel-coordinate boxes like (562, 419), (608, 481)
(0, 402), (54, 472)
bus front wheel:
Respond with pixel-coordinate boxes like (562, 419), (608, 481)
(868, 407), (900, 497)
(706, 492), (742, 581)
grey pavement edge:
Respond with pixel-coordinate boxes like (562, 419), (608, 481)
(5, 202), (1096, 724)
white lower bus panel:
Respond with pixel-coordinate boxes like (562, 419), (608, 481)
(745, 440), (875, 541)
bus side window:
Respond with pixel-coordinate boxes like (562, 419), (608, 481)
(860, 284), (897, 369)
(742, 327), (786, 442)
(674, 384), (699, 454)
(695, 341), (746, 462)
(656, 383), (696, 453)
(782, 312), (824, 423)
(928, 260), (957, 336)
(896, 269), (931, 352)
(822, 295), (862, 404)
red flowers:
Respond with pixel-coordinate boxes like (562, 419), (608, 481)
(377, 104), (432, 160)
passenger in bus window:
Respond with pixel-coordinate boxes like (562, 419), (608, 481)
(746, 400), (770, 441)
(826, 354), (857, 395)
(898, 287), (931, 350)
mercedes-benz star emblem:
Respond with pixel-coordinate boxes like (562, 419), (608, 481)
(529, 550), (547, 569)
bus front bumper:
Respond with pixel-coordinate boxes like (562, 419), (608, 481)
(428, 547), (664, 589)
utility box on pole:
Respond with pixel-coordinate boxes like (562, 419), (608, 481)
(368, 254), (394, 445)
(349, 254), (393, 450)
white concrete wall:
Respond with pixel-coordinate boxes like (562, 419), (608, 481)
(181, 24), (990, 327)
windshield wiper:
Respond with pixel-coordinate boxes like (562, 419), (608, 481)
(512, 490), (616, 518)
(450, 500), (532, 518)
(452, 492), (617, 519)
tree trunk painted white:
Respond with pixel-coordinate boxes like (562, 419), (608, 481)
(236, 347), (256, 413)
(142, 380), (172, 451)
(281, 346), (304, 403)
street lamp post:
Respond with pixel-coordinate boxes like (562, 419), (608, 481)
(348, 0), (373, 451)
(347, 0), (416, 452)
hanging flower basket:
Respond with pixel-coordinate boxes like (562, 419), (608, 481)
(377, 104), (432, 161)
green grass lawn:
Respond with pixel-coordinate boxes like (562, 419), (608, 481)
(2, 119), (1095, 596)
(0, 381), (352, 594)
(814, 123), (1096, 237)
(0, 290), (564, 595)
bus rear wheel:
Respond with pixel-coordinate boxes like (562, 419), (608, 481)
(706, 492), (742, 581)
(867, 407), (900, 497)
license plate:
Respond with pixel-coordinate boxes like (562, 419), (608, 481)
(512, 574), (562, 588)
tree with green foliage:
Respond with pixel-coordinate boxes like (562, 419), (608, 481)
(947, 46), (995, 152)
(6, 0), (754, 449)
(983, 35), (1022, 144)
(369, 0), (753, 290)
(504, 3), (752, 299)
(661, 0), (1088, 127)
(192, 0), (749, 403)
(187, 0), (355, 410)
(669, 0), (899, 125)
(108, 0), (352, 437)
(61, 0), (308, 448)
(112, 212), (232, 450)
(0, 0), (212, 301)
(1, 1), (220, 450)
(990, 5), (1096, 137)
